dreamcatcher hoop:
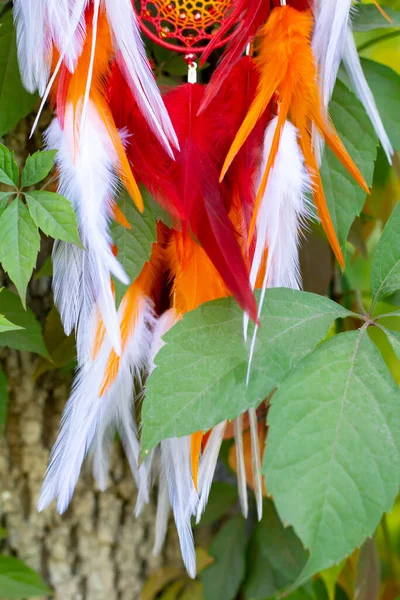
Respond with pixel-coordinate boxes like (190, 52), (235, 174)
(136, 0), (234, 53)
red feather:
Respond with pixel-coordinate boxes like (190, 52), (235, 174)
(108, 69), (258, 320)
(199, 0), (270, 114)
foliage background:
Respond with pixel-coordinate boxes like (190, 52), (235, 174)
(1, 0), (400, 599)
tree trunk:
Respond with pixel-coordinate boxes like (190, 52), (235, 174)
(0, 346), (185, 599)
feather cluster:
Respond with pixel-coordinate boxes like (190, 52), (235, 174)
(13, 0), (393, 578)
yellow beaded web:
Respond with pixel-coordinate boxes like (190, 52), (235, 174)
(138, 0), (233, 52)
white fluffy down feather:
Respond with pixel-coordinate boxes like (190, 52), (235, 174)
(38, 296), (154, 514)
(244, 117), (312, 356)
(46, 102), (128, 359)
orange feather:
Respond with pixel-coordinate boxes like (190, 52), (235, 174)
(64, 8), (143, 212)
(221, 6), (370, 267)
(99, 242), (164, 396)
(190, 431), (204, 491)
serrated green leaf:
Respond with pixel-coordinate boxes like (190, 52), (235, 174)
(0, 289), (49, 358)
(0, 556), (52, 598)
(0, 143), (18, 187)
(352, 5), (400, 31)
(196, 482), (238, 527)
(142, 289), (351, 453)
(0, 11), (38, 136)
(359, 59), (400, 151)
(0, 198), (40, 306)
(321, 81), (377, 257)
(264, 330), (400, 588)
(0, 191), (15, 216)
(243, 499), (307, 600)
(111, 189), (157, 305)
(200, 516), (247, 600)
(0, 369), (7, 432)
(24, 190), (81, 246)
(370, 202), (400, 305)
(21, 150), (57, 188)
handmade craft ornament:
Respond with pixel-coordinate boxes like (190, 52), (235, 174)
(221, 4), (369, 268)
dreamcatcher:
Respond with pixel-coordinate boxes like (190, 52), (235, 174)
(13, 0), (392, 577)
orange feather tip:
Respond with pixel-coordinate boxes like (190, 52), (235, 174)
(113, 203), (131, 229)
(190, 431), (204, 491)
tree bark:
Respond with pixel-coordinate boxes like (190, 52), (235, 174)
(0, 346), (186, 599)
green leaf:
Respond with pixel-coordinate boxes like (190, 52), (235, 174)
(21, 150), (57, 188)
(0, 556), (52, 598)
(243, 499), (307, 600)
(379, 326), (400, 361)
(359, 59), (400, 151)
(142, 289), (351, 453)
(370, 202), (400, 305)
(0, 11), (38, 137)
(24, 190), (81, 246)
(200, 516), (247, 600)
(0, 198), (40, 306)
(352, 5), (400, 32)
(0, 144), (18, 187)
(33, 306), (76, 378)
(0, 289), (49, 358)
(0, 192), (15, 217)
(354, 538), (380, 600)
(196, 483), (238, 527)
(0, 314), (23, 333)
(264, 330), (400, 587)
(0, 369), (7, 433)
(321, 81), (377, 256)
(111, 189), (157, 305)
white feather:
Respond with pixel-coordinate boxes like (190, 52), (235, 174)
(312, 0), (352, 109)
(90, 299), (156, 490)
(46, 103), (128, 359)
(233, 415), (248, 518)
(343, 27), (393, 163)
(104, 0), (179, 156)
(80, 0), (101, 138)
(248, 408), (263, 521)
(13, 0), (88, 97)
(29, 0), (88, 135)
(244, 118), (312, 383)
(134, 448), (157, 517)
(161, 437), (198, 578)
(153, 462), (170, 556)
(195, 421), (226, 524)
(134, 309), (178, 517)
(13, 0), (52, 95)
(38, 296), (153, 514)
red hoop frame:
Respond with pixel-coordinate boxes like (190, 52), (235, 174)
(135, 0), (234, 54)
